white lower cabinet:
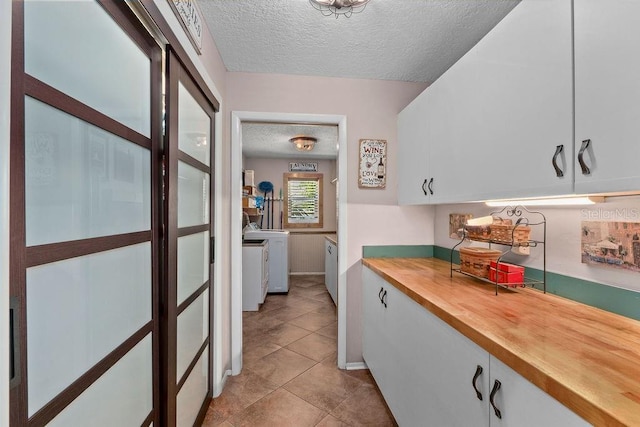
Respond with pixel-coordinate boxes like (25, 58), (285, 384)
(488, 356), (586, 427)
(324, 239), (337, 305)
(362, 266), (588, 427)
(242, 241), (269, 311)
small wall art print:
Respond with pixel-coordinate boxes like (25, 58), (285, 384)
(581, 220), (640, 272)
(358, 139), (386, 189)
(450, 213), (473, 239)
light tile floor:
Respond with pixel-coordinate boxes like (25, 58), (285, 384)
(203, 275), (397, 426)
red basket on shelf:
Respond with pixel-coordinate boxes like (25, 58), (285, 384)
(488, 261), (524, 287)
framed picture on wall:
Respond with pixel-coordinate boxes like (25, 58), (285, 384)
(358, 139), (386, 189)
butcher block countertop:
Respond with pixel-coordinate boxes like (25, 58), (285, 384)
(362, 257), (640, 427)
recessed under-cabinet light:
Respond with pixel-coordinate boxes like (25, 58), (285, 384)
(485, 196), (605, 207)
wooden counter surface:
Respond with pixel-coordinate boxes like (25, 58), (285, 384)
(362, 257), (640, 427)
(325, 235), (337, 245)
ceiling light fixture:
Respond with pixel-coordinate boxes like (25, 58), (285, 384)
(309, 0), (370, 18)
(289, 135), (317, 152)
(485, 196), (605, 207)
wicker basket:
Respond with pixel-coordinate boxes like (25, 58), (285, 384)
(465, 224), (492, 241)
(459, 247), (502, 278)
(465, 217), (511, 241)
(489, 222), (531, 245)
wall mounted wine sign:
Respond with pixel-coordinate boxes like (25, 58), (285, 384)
(358, 139), (387, 189)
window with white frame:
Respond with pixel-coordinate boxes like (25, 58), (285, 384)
(283, 172), (323, 228)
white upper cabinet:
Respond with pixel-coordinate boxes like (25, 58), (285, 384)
(397, 0), (574, 204)
(427, 58), (481, 204)
(397, 90), (430, 204)
(444, 0), (573, 202)
(574, 0), (640, 194)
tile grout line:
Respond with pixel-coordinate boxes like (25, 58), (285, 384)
(205, 275), (395, 426)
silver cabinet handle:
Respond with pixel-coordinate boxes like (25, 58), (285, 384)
(472, 365), (484, 401)
(490, 379), (502, 419)
(552, 144), (564, 177)
(578, 139), (591, 175)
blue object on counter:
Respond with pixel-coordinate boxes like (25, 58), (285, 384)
(255, 196), (264, 209)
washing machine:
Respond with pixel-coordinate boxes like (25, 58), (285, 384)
(243, 229), (290, 293)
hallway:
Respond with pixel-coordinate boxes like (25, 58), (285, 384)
(203, 275), (396, 426)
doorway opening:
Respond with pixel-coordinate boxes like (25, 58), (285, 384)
(230, 112), (347, 375)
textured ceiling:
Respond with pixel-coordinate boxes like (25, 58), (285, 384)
(242, 123), (338, 159)
(199, 0), (520, 83)
(205, 0), (520, 158)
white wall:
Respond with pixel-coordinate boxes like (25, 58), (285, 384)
(243, 158), (337, 232)
(0, 0), (10, 422)
(225, 73), (434, 364)
(434, 196), (640, 293)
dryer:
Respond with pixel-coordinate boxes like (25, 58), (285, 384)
(243, 229), (290, 293)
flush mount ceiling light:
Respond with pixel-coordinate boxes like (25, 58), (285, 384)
(485, 196), (605, 207)
(309, 0), (370, 18)
(290, 135), (317, 152)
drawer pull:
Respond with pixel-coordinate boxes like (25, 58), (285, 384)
(472, 365), (483, 401)
(578, 139), (591, 175)
(552, 144), (564, 177)
(422, 179), (428, 196)
(490, 379), (502, 419)
(378, 287), (384, 303)
(381, 290), (387, 308)
(427, 177), (434, 195)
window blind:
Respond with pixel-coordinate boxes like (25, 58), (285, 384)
(287, 179), (319, 223)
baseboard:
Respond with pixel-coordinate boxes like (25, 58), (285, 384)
(345, 361), (368, 371)
(289, 272), (325, 276)
(212, 369), (232, 398)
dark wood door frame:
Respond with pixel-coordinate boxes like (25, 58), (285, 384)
(162, 47), (216, 427)
(10, 1), (220, 425)
(9, 0), (162, 425)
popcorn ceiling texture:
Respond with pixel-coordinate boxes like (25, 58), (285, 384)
(242, 123), (338, 159)
(199, 0), (520, 83)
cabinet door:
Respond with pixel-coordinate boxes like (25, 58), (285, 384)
(363, 267), (489, 426)
(574, 0), (640, 193)
(361, 268), (394, 401)
(331, 243), (338, 304)
(427, 72), (471, 203)
(324, 240), (331, 293)
(488, 357), (587, 427)
(386, 281), (490, 426)
(397, 90), (430, 205)
(433, 0), (573, 202)
(324, 241), (337, 305)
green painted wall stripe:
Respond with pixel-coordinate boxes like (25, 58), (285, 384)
(434, 245), (459, 265)
(362, 244), (640, 321)
(362, 245), (434, 258)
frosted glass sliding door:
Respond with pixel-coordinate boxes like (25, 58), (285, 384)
(10, 0), (161, 425)
(164, 50), (215, 426)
